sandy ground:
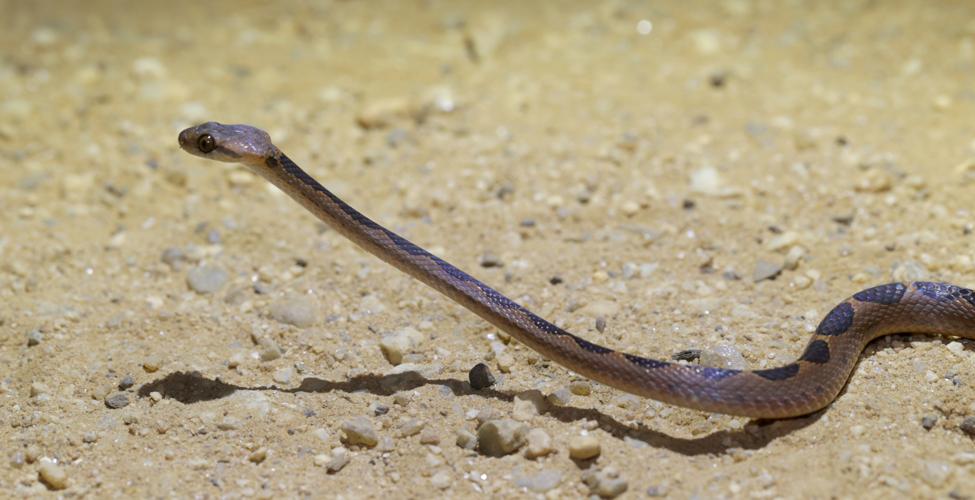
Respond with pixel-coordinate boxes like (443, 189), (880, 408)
(2, 0), (975, 498)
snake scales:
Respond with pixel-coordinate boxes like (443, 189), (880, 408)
(178, 122), (975, 418)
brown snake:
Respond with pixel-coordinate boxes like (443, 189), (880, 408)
(178, 122), (975, 418)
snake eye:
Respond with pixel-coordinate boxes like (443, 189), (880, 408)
(198, 134), (216, 153)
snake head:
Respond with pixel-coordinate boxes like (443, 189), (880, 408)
(178, 122), (276, 167)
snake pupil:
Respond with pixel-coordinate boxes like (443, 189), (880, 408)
(198, 134), (216, 153)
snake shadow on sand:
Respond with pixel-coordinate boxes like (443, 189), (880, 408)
(138, 369), (824, 456)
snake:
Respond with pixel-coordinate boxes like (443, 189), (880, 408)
(178, 122), (975, 418)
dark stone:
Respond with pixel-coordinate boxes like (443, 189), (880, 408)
(468, 363), (496, 390)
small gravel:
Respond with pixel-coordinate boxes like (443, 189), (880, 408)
(752, 260), (783, 282)
(186, 265), (228, 293)
(379, 326), (423, 365)
(118, 375), (134, 390)
(515, 469), (562, 493)
(142, 356), (162, 373)
(430, 470), (452, 489)
(479, 252), (504, 268)
(468, 363), (496, 390)
(569, 381), (592, 396)
(272, 367), (294, 385)
(960, 417), (975, 437)
(525, 428), (554, 458)
(105, 392), (130, 409)
(248, 448), (268, 463)
(341, 417), (379, 447)
(513, 390), (548, 421)
(398, 418), (424, 438)
(582, 467), (628, 498)
(38, 458), (67, 490)
(269, 294), (320, 328)
(568, 434), (601, 460)
(699, 343), (747, 370)
(26, 329), (42, 346)
(921, 415), (938, 430)
(419, 427), (441, 445)
(477, 419), (528, 457)
(456, 429), (477, 450)
(326, 447), (350, 473)
(160, 247), (185, 269)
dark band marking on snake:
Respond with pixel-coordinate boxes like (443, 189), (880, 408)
(178, 122), (975, 418)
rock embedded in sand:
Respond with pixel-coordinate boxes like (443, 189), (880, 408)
(525, 428), (554, 458)
(341, 417), (379, 447)
(379, 326), (423, 365)
(515, 469), (563, 493)
(269, 294), (319, 328)
(477, 419), (528, 456)
(468, 362), (495, 389)
(568, 434), (601, 460)
(186, 265), (228, 294)
(38, 458), (67, 490)
(104, 392), (129, 409)
(582, 466), (629, 498)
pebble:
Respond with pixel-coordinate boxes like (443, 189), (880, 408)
(480, 252), (504, 268)
(752, 260), (783, 282)
(496, 352), (515, 373)
(455, 429), (478, 450)
(765, 231), (799, 251)
(379, 326), (423, 365)
(430, 470), (452, 489)
(161, 247), (185, 269)
(690, 166), (725, 196)
(547, 388), (572, 406)
(960, 417), (975, 437)
(582, 467), (629, 498)
(105, 392), (130, 409)
(699, 343), (747, 370)
(143, 356), (162, 373)
(248, 448), (268, 463)
(921, 415), (938, 430)
(419, 427), (441, 445)
(595, 316), (607, 333)
(326, 447), (350, 473)
(477, 419), (528, 456)
(399, 419), (425, 437)
(525, 428), (555, 458)
(568, 435), (601, 460)
(118, 375), (135, 390)
(515, 469), (562, 493)
(26, 329), (42, 346)
(272, 367), (294, 385)
(38, 458), (67, 490)
(569, 381), (592, 396)
(468, 363), (496, 389)
(269, 294), (320, 328)
(892, 260), (928, 282)
(341, 417), (379, 447)
(513, 390), (548, 421)
(186, 265), (228, 294)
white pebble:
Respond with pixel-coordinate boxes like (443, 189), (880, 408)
(525, 428), (554, 458)
(341, 417), (378, 447)
(186, 265), (228, 294)
(582, 467), (628, 498)
(430, 470), (452, 489)
(269, 294), (320, 328)
(568, 435), (601, 460)
(699, 343), (746, 370)
(380, 327), (423, 365)
(515, 469), (563, 493)
(38, 458), (67, 490)
(477, 419), (528, 456)
(327, 447), (350, 473)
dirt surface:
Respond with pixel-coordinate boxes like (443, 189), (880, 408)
(2, 1), (975, 498)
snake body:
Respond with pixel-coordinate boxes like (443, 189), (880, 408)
(178, 122), (975, 418)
